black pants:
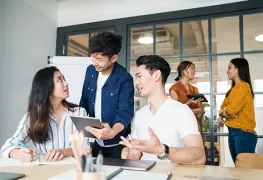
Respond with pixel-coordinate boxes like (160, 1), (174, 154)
(91, 140), (125, 159)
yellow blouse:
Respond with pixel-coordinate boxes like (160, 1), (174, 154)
(220, 81), (256, 135)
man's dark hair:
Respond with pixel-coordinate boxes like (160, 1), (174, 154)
(136, 55), (171, 85)
(89, 32), (122, 59)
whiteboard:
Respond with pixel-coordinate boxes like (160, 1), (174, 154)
(48, 56), (92, 105)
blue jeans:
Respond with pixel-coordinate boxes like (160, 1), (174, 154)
(228, 127), (257, 164)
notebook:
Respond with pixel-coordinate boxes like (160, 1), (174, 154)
(92, 158), (156, 171)
(48, 167), (123, 180)
(0, 155), (76, 167)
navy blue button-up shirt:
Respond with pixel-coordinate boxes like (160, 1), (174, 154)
(79, 62), (134, 146)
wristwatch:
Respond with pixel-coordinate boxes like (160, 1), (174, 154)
(157, 144), (169, 160)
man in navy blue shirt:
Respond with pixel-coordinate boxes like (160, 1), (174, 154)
(79, 32), (134, 158)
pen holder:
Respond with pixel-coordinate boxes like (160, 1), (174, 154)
(76, 170), (106, 180)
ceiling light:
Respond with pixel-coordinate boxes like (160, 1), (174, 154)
(138, 32), (153, 44)
(255, 34), (263, 42)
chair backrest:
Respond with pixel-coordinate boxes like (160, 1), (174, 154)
(236, 153), (263, 169)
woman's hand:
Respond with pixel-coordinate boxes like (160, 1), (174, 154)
(9, 147), (36, 162)
(186, 98), (203, 106)
(44, 149), (64, 162)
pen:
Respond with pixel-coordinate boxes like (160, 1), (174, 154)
(79, 131), (87, 172)
(17, 139), (29, 148)
(96, 151), (103, 172)
(86, 153), (95, 172)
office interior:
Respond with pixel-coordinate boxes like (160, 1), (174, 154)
(1, 0), (263, 169)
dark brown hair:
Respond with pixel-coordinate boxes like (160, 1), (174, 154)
(175, 61), (195, 81)
(136, 55), (171, 85)
(226, 58), (254, 98)
(27, 66), (77, 143)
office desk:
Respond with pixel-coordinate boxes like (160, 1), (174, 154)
(1, 163), (263, 180)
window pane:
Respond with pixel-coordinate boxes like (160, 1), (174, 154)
(212, 16), (240, 53)
(166, 59), (180, 94)
(182, 57), (210, 93)
(255, 95), (263, 136)
(203, 136), (213, 165)
(214, 95), (229, 133)
(183, 20), (208, 56)
(134, 96), (148, 111)
(130, 26), (153, 60)
(67, 34), (89, 56)
(129, 61), (137, 93)
(200, 99), (211, 133)
(217, 136), (235, 167)
(212, 55), (240, 93)
(245, 54), (263, 92)
(156, 24), (179, 57)
(244, 13), (263, 51)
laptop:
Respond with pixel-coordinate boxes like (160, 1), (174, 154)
(93, 158), (156, 171)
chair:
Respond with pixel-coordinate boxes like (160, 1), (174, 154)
(235, 153), (263, 169)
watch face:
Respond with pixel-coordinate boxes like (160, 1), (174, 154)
(164, 144), (169, 154)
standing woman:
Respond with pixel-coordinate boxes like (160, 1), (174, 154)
(169, 61), (204, 132)
(219, 58), (257, 163)
(1, 66), (87, 162)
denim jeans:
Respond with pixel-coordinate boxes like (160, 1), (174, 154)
(228, 126), (258, 164)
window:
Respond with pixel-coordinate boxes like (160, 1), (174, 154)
(67, 34), (89, 56)
(183, 20), (208, 56)
(129, 11), (263, 166)
(66, 29), (115, 57)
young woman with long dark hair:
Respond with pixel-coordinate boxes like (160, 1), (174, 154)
(219, 58), (257, 164)
(1, 66), (87, 162)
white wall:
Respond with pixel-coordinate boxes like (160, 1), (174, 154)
(0, 0), (58, 145)
(58, 0), (246, 27)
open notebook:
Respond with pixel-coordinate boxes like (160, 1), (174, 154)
(48, 167), (172, 180)
(0, 155), (76, 167)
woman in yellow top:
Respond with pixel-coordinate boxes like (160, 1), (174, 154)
(220, 58), (257, 164)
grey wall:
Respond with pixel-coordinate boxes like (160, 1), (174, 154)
(0, 1), (5, 144)
(0, 0), (58, 145)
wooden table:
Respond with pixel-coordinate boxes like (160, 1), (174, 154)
(1, 163), (263, 180)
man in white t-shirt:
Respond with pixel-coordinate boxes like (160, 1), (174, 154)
(119, 55), (205, 164)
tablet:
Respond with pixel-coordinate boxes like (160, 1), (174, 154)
(186, 94), (208, 102)
(70, 116), (103, 138)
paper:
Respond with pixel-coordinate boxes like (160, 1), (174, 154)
(48, 167), (122, 180)
(0, 156), (76, 167)
(0, 157), (39, 167)
(39, 155), (76, 165)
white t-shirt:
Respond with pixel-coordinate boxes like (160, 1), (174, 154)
(95, 72), (109, 122)
(131, 98), (200, 162)
(95, 73), (117, 147)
